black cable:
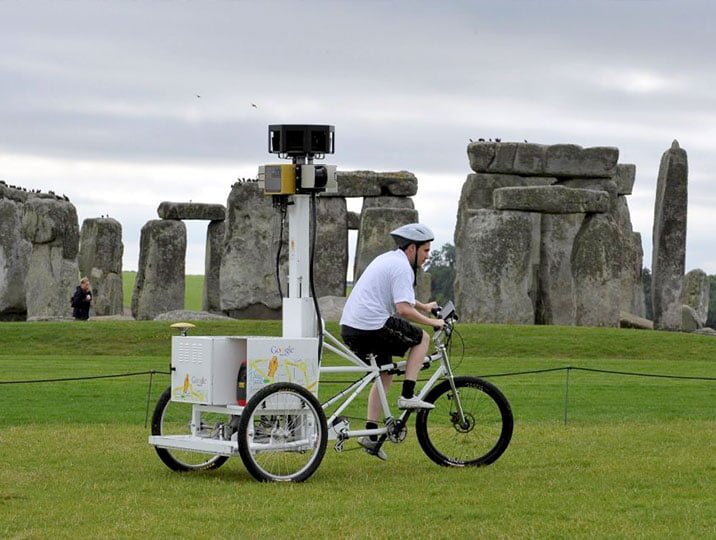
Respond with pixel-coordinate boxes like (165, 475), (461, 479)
(273, 197), (287, 299)
(308, 191), (324, 361)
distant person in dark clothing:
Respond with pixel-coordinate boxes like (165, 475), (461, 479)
(71, 277), (92, 320)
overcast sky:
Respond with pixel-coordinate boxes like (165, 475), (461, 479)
(1, 0), (714, 275)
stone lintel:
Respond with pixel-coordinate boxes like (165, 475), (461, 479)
(493, 185), (610, 214)
(468, 141), (619, 178)
(157, 201), (226, 221)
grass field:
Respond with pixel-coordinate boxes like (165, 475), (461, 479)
(1, 321), (714, 538)
(122, 272), (205, 311)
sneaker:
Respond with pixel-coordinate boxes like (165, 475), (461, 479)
(397, 395), (435, 410)
(357, 437), (388, 461)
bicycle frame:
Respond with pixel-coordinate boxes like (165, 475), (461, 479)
(319, 319), (461, 449)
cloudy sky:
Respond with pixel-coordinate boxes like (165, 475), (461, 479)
(1, 0), (714, 275)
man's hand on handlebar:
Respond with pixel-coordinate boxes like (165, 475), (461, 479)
(423, 301), (440, 314)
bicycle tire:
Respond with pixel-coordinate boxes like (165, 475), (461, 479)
(151, 386), (230, 472)
(237, 382), (327, 483)
(415, 376), (513, 467)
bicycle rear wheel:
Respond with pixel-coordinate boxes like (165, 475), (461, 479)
(237, 382), (327, 482)
(415, 376), (513, 467)
(151, 386), (231, 472)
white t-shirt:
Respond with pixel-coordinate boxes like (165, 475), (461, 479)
(340, 249), (415, 330)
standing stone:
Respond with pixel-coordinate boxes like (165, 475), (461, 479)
(572, 214), (623, 327)
(347, 211), (361, 230)
(220, 182), (285, 319)
(22, 198), (80, 320)
(610, 197), (645, 317)
(354, 206), (418, 282)
(131, 220), (186, 320)
(652, 140), (688, 330)
(0, 199), (32, 320)
(627, 232), (646, 317)
(203, 220), (224, 313)
(455, 209), (540, 324)
(681, 269), (709, 326)
(314, 197), (348, 297)
(536, 213), (584, 325)
(79, 218), (123, 316)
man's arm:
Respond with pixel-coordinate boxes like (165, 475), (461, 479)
(395, 302), (444, 329)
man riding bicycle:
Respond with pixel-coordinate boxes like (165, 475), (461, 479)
(340, 223), (445, 460)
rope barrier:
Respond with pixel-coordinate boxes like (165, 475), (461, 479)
(0, 370), (171, 385)
(1, 365), (712, 386)
(1, 366), (712, 427)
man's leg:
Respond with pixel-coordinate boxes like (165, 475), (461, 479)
(398, 330), (434, 409)
(367, 372), (393, 423)
(404, 330), (430, 381)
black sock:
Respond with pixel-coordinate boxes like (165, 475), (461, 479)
(401, 380), (416, 399)
(366, 421), (378, 442)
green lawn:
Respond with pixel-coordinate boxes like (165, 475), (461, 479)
(122, 272), (205, 311)
(1, 321), (714, 538)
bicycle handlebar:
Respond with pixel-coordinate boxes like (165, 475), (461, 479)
(431, 301), (458, 344)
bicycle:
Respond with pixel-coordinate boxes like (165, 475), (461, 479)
(149, 301), (514, 482)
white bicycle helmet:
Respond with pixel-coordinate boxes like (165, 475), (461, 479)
(390, 223), (434, 249)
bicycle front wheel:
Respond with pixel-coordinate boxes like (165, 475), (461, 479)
(237, 382), (327, 483)
(415, 376), (513, 467)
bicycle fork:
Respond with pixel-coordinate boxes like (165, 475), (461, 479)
(437, 343), (469, 428)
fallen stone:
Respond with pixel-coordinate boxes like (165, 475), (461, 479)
(619, 311), (654, 330)
(681, 304), (703, 332)
(681, 269), (709, 326)
(693, 327), (716, 337)
(154, 310), (235, 321)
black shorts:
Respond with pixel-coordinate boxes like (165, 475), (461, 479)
(341, 317), (424, 366)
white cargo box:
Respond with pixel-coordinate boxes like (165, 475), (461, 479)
(170, 336), (319, 406)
